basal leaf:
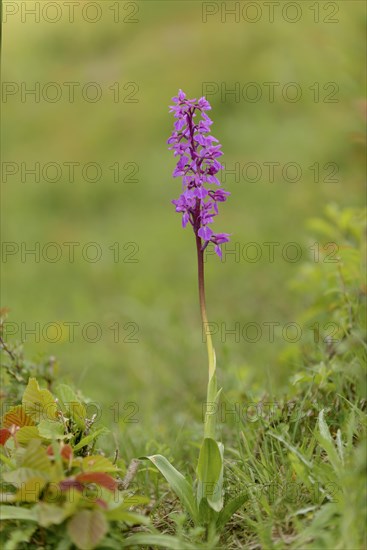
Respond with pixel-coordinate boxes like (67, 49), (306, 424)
(216, 491), (248, 529)
(203, 373), (222, 439)
(197, 438), (223, 512)
(143, 454), (198, 523)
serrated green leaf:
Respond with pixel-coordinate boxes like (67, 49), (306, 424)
(20, 439), (52, 474)
(15, 426), (40, 445)
(35, 502), (67, 527)
(3, 467), (47, 485)
(56, 384), (80, 410)
(38, 419), (64, 440)
(22, 378), (57, 422)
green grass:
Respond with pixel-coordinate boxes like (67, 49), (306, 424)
(1, 206), (365, 549)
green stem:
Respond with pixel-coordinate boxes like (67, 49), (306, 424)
(196, 234), (215, 379)
(196, 234), (218, 440)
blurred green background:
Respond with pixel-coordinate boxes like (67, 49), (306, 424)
(2, 1), (365, 440)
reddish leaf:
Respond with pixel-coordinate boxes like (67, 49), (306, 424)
(47, 444), (54, 456)
(95, 498), (108, 509)
(59, 478), (83, 492)
(76, 472), (117, 492)
(61, 444), (73, 462)
(3, 405), (34, 429)
(47, 443), (73, 463)
(0, 428), (11, 446)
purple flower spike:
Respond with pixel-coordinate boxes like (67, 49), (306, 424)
(168, 90), (230, 258)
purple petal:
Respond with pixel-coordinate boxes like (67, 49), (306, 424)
(198, 226), (213, 241)
(215, 245), (222, 258)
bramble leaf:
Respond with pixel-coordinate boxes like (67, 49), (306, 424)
(38, 419), (64, 439)
(67, 509), (108, 550)
(22, 378), (57, 421)
(20, 439), (52, 474)
(35, 502), (67, 527)
(15, 426), (40, 445)
(76, 472), (117, 491)
(2, 405), (35, 428)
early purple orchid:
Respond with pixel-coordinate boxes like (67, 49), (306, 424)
(141, 92), (233, 517)
(168, 90), (230, 258)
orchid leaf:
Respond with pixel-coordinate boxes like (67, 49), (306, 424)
(142, 454), (198, 523)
